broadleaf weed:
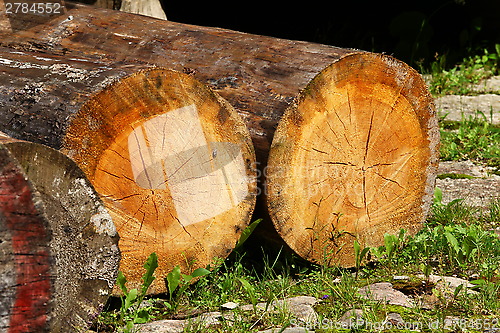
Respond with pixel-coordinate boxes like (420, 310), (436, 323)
(116, 252), (158, 332)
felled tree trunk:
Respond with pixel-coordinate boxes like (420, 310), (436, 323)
(0, 5), (439, 268)
(0, 135), (120, 332)
(267, 53), (439, 267)
(0, 2), (354, 164)
(0, 48), (257, 294)
(119, 0), (167, 20)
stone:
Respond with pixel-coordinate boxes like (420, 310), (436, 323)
(135, 311), (231, 332)
(258, 327), (314, 333)
(221, 301), (239, 310)
(417, 274), (478, 295)
(136, 319), (185, 333)
(337, 309), (364, 328)
(438, 160), (499, 179)
(358, 282), (414, 308)
(241, 296), (318, 323)
(192, 312), (224, 326)
(284, 296), (318, 323)
(436, 160), (500, 209)
(385, 312), (405, 326)
(393, 275), (410, 281)
(471, 76), (500, 94)
(435, 94), (500, 125)
(436, 177), (500, 209)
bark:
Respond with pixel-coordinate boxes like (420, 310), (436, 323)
(0, 136), (120, 332)
(0, 47), (257, 294)
(0, 2), (354, 163)
(0, 3), (356, 263)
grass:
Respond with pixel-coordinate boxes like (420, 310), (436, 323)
(430, 44), (500, 173)
(425, 44), (500, 96)
(94, 194), (500, 333)
(92, 50), (500, 333)
(438, 112), (500, 174)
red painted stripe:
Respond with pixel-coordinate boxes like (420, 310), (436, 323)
(0, 162), (52, 333)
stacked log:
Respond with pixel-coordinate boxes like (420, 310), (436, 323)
(0, 135), (120, 332)
(0, 3), (439, 281)
(0, 1), (354, 163)
(0, 47), (257, 294)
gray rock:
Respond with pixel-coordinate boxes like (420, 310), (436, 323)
(135, 311), (229, 333)
(438, 160), (499, 179)
(385, 312), (405, 326)
(417, 274), (478, 295)
(221, 301), (239, 310)
(283, 296), (318, 323)
(435, 94), (500, 124)
(241, 296), (318, 323)
(436, 160), (499, 209)
(258, 327), (314, 333)
(337, 309), (364, 328)
(471, 76), (500, 94)
(393, 275), (410, 281)
(358, 282), (414, 308)
(136, 319), (185, 333)
(436, 177), (500, 209)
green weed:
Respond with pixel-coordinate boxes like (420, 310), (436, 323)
(353, 240), (370, 279)
(427, 44), (500, 96)
(429, 187), (479, 226)
(439, 112), (500, 172)
(165, 265), (211, 312)
(95, 195), (500, 332)
(116, 252), (158, 332)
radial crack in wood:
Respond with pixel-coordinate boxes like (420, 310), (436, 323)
(266, 53), (439, 267)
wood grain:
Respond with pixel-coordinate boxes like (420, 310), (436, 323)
(266, 53), (439, 266)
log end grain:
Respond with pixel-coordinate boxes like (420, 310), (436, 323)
(266, 52), (439, 267)
(62, 68), (257, 295)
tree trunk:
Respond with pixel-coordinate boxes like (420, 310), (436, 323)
(0, 48), (257, 294)
(266, 53), (440, 267)
(0, 135), (120, 332)
(0, 5), (439, 267)
(119, 0), (167, 20)
(0, 1), (354, 164)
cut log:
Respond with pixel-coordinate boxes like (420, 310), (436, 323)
(0, 136), (120, 332)
(119, 0), (167, 20)
(266, 53), (439, 267)
(0, 2), (354, 164)
(0, 6), (438, 267)
(64, 68), (257, 295)
(0, 48), (257, 294)
(0, 3), (354, 255)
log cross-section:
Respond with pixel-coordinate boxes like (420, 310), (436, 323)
(61, 68), (257, 295)
(0, 4), (439, 269)
(0, 144), (51, 333)
(0, 45), (257, 295)
(266, 53), (439, 267)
